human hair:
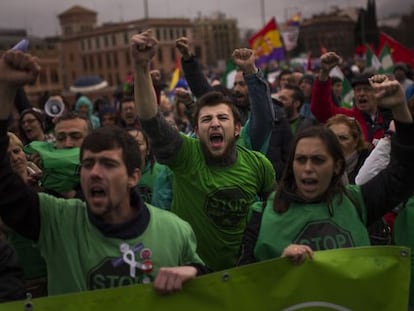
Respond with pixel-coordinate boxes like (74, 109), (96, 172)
(7, 132), (23, 148)
(273, 125), (346, 214)
(193, 91), (241, 126)
(126, 127), (155, 170)
(55, 111), (92, 133)
(119, 96), (135, 111)
(80, 126), (141, 176)
(283, 84), (305, 105)
(326, 114), (369, 152)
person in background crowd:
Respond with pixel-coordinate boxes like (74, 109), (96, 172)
(394, 62), (413, 92)
(132, 30), (275, 271)
(74, 96), (101, 129)
(238, 74), (414, 266)
(0, 47), (208, 296)
(311, 52), (392, 143)
(326, 114), (370, 184)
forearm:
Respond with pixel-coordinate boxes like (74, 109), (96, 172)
(139, 113), (182, 164)
(362, 121), (414, 225)
(0, 85), (17, 120)
(134, 65), (158, 120)
(245, 71), (274, 151)
(181, 56), (212, 98)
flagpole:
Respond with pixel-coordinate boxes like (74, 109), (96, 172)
(260, 0), (265, 25)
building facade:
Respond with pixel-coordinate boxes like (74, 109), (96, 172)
(193, 12), (240, 67)
(299, 8), (359, 59)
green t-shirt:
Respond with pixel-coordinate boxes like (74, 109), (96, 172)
(253, 186), (371, 261)
(168, 134), (275, 271)
(393, 196), (414, 308)
(137, 162), (164, 203)
(37, 193), (203, 296)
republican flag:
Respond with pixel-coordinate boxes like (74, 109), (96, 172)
(248, 18), (284, 66)
(168, 55), (181, 92)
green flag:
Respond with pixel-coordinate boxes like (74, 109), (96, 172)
(366, 44), (382, 71)
(221, 59), (237, 89)
(341, 77), (354, 108)
(379, 43), (394, 74)
(329, 66), (353, 108)
(0, 247), (410, 311)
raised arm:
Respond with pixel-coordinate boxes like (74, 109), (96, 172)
(176, 37), (212, 98)
(361, 75), (414, 225)
(131, 30), (182, 163)
(232, 48), (274, 152)
(0, 49), (42, 241)
(311, 52), (352, 122)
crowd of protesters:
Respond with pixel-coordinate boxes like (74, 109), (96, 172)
(0, 28), (414, 309)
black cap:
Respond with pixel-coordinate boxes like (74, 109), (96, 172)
(351, 73), (371, 88)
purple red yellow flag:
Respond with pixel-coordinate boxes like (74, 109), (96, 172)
(248, 18), (284, 66)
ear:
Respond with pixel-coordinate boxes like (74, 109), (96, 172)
(234, 122), (241, 137)
(194, 125), (200, 138)
(127, 168), (141, 188)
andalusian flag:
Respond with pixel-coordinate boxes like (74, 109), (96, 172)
(379, 43), (394, 74)
(366, 44), (382, 71)
(329, 66), (354, 108)
(248, 18), (284, 66)
(221, 59), (237, 89)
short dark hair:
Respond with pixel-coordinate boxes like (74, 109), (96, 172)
(274, 125), (346, 213)
(283, 84), (305, 105)
(80, 126), (141, 176)
(55, 111), (92, 133)
(193, 91), (241, 125)
(119, 96), (135, 112)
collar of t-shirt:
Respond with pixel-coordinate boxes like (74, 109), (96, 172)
(87, 188), (150, 239)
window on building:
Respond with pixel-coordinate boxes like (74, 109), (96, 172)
(96, 37), (100, 49)
(113, 52), (118, 67)
(39, 70), (47, 84)
(82, 57), (88, 71)
(89, 55), (95, 71)
(69, 53), (74, 63)
(107, 73), (113, 86)
(156, 28), (161, 40)
(104, 36), (109, 47)
(125, 50), (131, 66)
(106, 53), (111, 67)
(72, 71), (76, 81)
(157, 48), (163, 63)
(169, 28), (174, 40)
(170, 47), (175, 62)
(112, 34), (116, 46)
(51, 69), (59, 83)
(195, 46), (202, 58)
(124, 32), (129, 44)
(81, 40), (85, 51)
(87, 39), (91, 50)
(183, 28), (187, 37)
(97, 54), (102, 68)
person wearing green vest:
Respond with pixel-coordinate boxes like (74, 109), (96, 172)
(24, 112), (91, 198)
(238, 74), (414, 266)
(0, 49), (207, 296)
(131, 30), (275, 271)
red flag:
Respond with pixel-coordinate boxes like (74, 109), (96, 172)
(379, 32), (414, 68)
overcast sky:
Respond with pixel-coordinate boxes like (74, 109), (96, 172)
(0, 0), (412, 37)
